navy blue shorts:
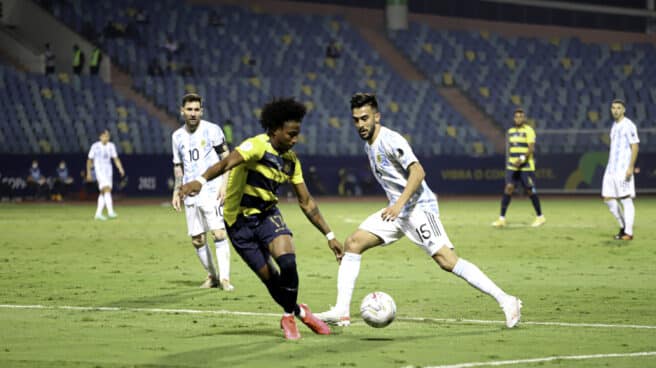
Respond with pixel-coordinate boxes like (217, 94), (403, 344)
(505, 170), (537, 192)
(225, 208), (293, 273)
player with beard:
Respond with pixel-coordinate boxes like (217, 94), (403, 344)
(316, 93), (522, 328)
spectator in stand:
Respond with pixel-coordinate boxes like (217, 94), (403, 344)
(72, 44), (85, 75)
(162, 34), (180, 57)
(44, 43), (55, 75)
(325, 39), (341, 59)
(89, 47), (102, 75)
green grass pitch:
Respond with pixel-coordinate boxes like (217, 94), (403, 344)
(1, 197), (655, 367)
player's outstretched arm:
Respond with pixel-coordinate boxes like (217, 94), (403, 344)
(292, 181), (344, 262)
(216, 150), (230, 204)
(179, 150), (244, 198)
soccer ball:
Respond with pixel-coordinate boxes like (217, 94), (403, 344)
(360, 291), (397, 328)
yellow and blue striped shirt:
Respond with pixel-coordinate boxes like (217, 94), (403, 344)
(506, 124), (536, 171)
(224, 134), (304, 226)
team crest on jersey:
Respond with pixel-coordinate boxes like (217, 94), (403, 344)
(283, 162), (292, 174)
(376, 154), (383, 164)
(201, 139), (206, 147)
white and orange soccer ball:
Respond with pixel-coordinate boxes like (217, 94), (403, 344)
(360, 291), (397, 328)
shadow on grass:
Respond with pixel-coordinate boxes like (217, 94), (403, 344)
(105, 288), (207, 308)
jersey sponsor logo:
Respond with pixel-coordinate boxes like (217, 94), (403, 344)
(240, 141), (254, 151)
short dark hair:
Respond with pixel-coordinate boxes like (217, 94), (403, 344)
(514, 108), (525, 114)
(181, 93), (202, 107)
(350, 93), (378, 111)
(611, 99), (625, 107)
(260, 97), (307, 132)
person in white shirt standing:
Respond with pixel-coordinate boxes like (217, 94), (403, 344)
(316, 93), (522, 328)
(87, 129), (125, 220)
(602, 99), (640, 241)
(171, 93), (234, 290)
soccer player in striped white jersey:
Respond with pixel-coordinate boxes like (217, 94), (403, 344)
(602, 99), (640, 241)
(171, 93), (234, 290)
(87, 129), (125, 220)
(316, 93), (522, 328)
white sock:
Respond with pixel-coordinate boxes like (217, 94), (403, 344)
(605, 200), (625, 229)
(195, 244), (217, 278)
(335, 252), (362, 315)
(214, 239), (231, 281)
(104, 192), (114, 215)
(620, 198), (635, 235)
(95, 194), (105, 216)
(452, 258), (508, 305)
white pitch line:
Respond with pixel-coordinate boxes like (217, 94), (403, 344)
(0, 304), (279, 317)
(405, 351), (656, 368)
(1, 304), (656, 330)
(397, 316), (656, 329)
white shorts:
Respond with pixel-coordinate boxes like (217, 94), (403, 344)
(602, 173), (635, 199)
(359, 206), (454, 256)
(97, 175), (112, 190)
(184, 199), (225, 237)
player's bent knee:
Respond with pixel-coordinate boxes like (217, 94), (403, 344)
(344, 235), (364, 254)
(191, 235), (205, 248)
(211, 229), (227, 241)
(432, 247), (458, 272)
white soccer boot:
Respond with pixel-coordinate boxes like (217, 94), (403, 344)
(501, 296), (522, 328)
(220, 279), (234, 291)
(531, 216), (546, 227)
(315, 306), (351, 326)
(491, 217), (506, 228)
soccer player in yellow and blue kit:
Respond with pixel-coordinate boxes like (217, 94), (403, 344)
(492, 108), (545, 228)
(179, 98), (344, 340)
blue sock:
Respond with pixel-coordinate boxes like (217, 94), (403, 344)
(276, 254), (300, 315)
(530, 194), (542, 216)
(501, 194), (512, 216)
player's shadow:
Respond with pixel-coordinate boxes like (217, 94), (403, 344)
(196, 327), (279, 338)
(157, 329), (426, 367)
(105, 288), (207, 307)
(361, 337), (394, 341)
(169, 279), (204, 287)
(597, 237), (630, 247)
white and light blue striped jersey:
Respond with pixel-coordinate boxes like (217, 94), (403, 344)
(172, 120), (226, 205)
(364, 126), (438, 217)
(605, 117), (640, 177)
(88, 141), (118, 181)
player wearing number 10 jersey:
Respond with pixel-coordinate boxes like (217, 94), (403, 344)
(171, 93), (233, 291)
(316, 93), (522, 329)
